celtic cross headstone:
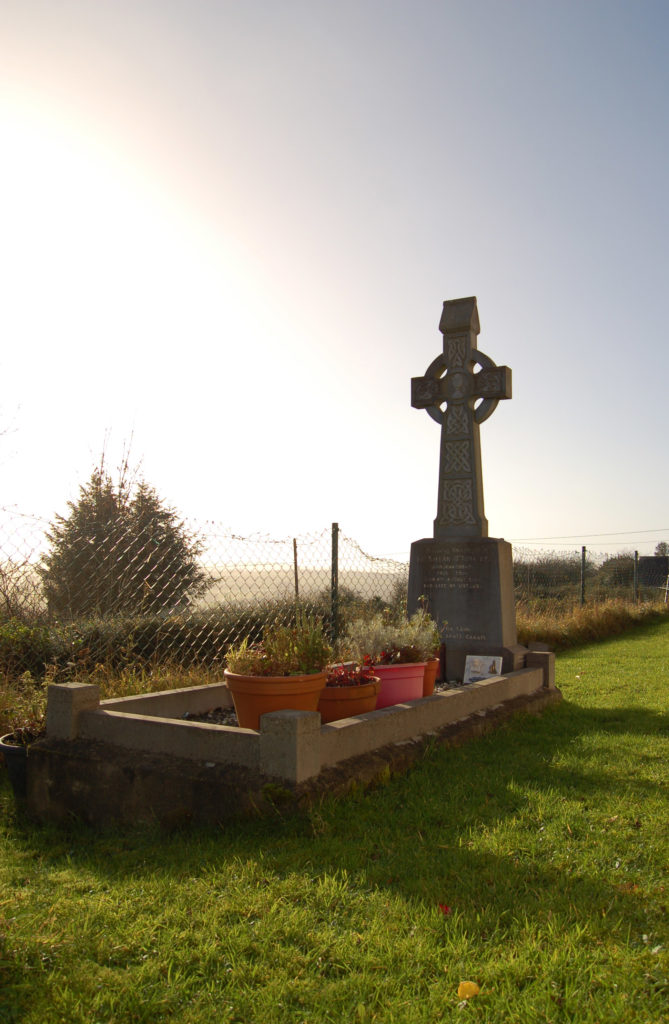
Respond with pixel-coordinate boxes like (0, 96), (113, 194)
(407, 296), (526, 681)
(411, 296), (511, 539)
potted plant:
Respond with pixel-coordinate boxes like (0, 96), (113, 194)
(1, 676), (47, 800)
(224, 613), (332, 730)
(413, 597), (442, 696)
(317, 661), (381, 724)
(342, 610), (440, 709)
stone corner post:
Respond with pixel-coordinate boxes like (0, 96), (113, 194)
(259, 710), (322, 784)
(46, 682), (101, 740)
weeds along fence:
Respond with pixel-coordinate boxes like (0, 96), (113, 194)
(1, 507), (667, 682)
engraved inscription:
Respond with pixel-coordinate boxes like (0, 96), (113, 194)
(445, 626), (487, 641)
(417, 545), (493, 641)
(421, 550), (488, 590)
(441, 440), (471, 474)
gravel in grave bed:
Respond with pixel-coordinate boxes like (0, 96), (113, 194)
(182, 682), (461, 730)
(183, 707), (239, 727)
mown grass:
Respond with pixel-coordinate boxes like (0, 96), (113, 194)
(1, 620), (668, 1022)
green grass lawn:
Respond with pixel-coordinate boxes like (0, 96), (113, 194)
(1, 621), (667, 1023)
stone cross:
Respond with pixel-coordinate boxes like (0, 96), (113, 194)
(411, 296), (511, 539)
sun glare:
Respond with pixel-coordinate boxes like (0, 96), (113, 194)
(0, 94), (341, 530)
(0, 96), (277, 378)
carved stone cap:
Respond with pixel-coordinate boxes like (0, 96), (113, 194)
(439, 296), (480, 336)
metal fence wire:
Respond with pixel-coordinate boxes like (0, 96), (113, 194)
(512, 546), (669, 606)
(0, 512), (408, 680)
(0, 507), (667, 681)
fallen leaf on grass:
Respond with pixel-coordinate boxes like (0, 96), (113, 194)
(457, 981), (480, 999)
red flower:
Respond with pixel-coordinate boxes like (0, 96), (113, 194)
(325, 662), (377, 687)
(438, 903), (451, 915)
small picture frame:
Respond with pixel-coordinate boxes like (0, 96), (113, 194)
(462, 655), (503, 686)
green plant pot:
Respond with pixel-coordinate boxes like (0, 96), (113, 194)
(1, 734), (27, 800)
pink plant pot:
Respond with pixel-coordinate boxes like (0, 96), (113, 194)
(373, 662), (427, 709)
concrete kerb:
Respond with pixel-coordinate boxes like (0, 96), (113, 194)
(77, 709), (260, 771)
(100, 682), (234, 717)
(525, 649), (556, 689)
(43, 661), (555, 787)
(319, 666), (544, 769)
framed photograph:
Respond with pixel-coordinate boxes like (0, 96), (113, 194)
(463, 655), (503, 686)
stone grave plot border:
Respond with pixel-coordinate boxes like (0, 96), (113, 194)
(26, 654), (559, 827)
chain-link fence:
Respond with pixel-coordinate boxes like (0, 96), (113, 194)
(513, 546), (669, 608)
(0, 510), (408, 680)
(1, 506), (667, 682)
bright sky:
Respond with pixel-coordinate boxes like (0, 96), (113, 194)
(2, 0), (668, 557)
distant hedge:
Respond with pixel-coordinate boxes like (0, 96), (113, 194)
(0, 581), (405, 683)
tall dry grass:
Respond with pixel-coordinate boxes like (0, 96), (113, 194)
(0, 660), (225, 737)
(516, 597), (669, 649)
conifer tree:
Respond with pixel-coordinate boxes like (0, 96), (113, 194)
(39, 467), (205, 619)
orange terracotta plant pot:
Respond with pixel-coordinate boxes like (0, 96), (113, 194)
(317, 678), (381, 724)
(223, 670), (326, 731)
(423, 657), (440, 697)
(373, 662), (427, 709)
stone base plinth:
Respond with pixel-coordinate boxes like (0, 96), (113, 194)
(407, 536), (525, 681)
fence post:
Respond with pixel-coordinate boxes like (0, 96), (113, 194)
(330, 522), (339, 646)
(580, 546), (586, 606)
(633, 550), (639, 602)
(293, 538), (299, 610)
